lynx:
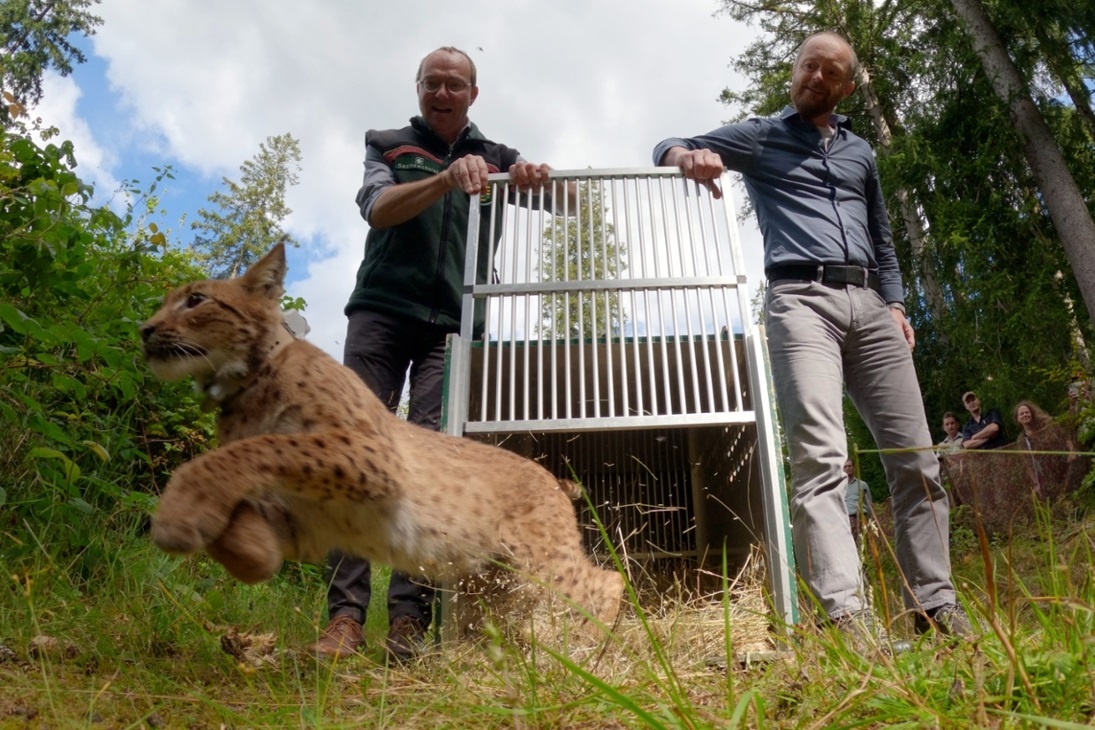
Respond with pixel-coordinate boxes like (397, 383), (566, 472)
(141, 244), (623, 640)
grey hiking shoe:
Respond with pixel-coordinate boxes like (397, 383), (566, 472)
(833, 608), (910, 656)
(915, 603), (975, 638)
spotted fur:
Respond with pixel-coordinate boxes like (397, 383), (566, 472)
(141, 244), (622, 638)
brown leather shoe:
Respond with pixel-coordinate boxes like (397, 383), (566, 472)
(307, 614), (364, 660)
(384, 615), (428, 663)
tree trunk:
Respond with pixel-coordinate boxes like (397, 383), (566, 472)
(949, 0), (1095, 328)
(855, 64), (949, 333)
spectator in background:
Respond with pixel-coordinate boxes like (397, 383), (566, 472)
(938, 411), (964, 454)
(1068, 376), (1091, 416)
(1067, 376), (1092, 438)
(1015, 401), (1057, 446)
(1066, 374), (1094, 486)
(1014, 400), (1077, 499)
(961, 391), (1008, 450)
(843, 459), (872, 547)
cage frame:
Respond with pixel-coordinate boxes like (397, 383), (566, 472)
(440, 167), (796, 630)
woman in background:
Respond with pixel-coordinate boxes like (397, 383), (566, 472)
(1013, 400), (1077, 499)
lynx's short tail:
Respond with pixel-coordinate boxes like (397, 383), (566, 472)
(558, 479), (584, 500)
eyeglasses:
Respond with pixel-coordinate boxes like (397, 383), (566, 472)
(417, 78), (471, 94)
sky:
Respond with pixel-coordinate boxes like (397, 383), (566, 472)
(30, 0), (769, 360)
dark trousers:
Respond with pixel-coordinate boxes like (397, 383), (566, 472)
(848, 514), (862, 548)
(326, 309), (452, 627)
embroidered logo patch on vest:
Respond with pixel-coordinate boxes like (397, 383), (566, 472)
(393, 154), (442, 176)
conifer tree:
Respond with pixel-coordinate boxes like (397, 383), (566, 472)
(191, 133), (301, 279)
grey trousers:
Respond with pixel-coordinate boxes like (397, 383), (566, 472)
(765, 280), (955, 619)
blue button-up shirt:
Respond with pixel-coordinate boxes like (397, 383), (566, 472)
(653, 106), (904, 306)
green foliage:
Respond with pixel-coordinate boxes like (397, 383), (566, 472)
(0, 125), (213, 561)
(538, 180), (627, 339)
(0, 0), (102, 120)
(884, 10), (1088, 422)
(191, 132), (302, 279)
(280, 294), (307, 312)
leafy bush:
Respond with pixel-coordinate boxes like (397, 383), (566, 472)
(0, 127), (212, 566)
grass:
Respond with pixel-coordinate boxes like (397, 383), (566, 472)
(1, 497), (1094, 728)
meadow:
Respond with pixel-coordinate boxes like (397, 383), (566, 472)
(2, 491), (1093, 729)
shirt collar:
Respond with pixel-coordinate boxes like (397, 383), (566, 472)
(780, 105), (850, 129)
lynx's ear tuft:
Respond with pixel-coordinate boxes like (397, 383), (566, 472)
(240, 241), (287, 300)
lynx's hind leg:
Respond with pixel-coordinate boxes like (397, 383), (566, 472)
(552, 484), (624, 631)
(550, 554), (625, 633)
(497, 484), (625, 639)
(505, 535), (625, 639)
(450, 567), (530, 641)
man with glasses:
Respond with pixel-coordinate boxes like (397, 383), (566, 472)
(311, 46), (569, 662)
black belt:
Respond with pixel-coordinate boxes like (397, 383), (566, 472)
(766, 263), (880, 291)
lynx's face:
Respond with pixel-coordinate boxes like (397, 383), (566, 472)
(141, 283), (261, 381)
(140, 245), (287, 383)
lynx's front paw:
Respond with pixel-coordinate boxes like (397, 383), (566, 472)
(151, 461), (235, 555)
(151, 515), (207, 555)
(206, 502), (283, 584)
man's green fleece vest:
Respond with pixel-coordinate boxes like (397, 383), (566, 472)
(345, 116), (520, 335)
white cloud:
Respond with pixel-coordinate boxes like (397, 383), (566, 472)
(27, 73), (123, 207)
(77, 0), (766, 358)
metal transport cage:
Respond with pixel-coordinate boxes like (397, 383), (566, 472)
(441, 168), (796, 626)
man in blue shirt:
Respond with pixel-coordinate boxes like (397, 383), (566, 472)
(960, 391), (1008, 449)
(654, 32), (971, 647)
